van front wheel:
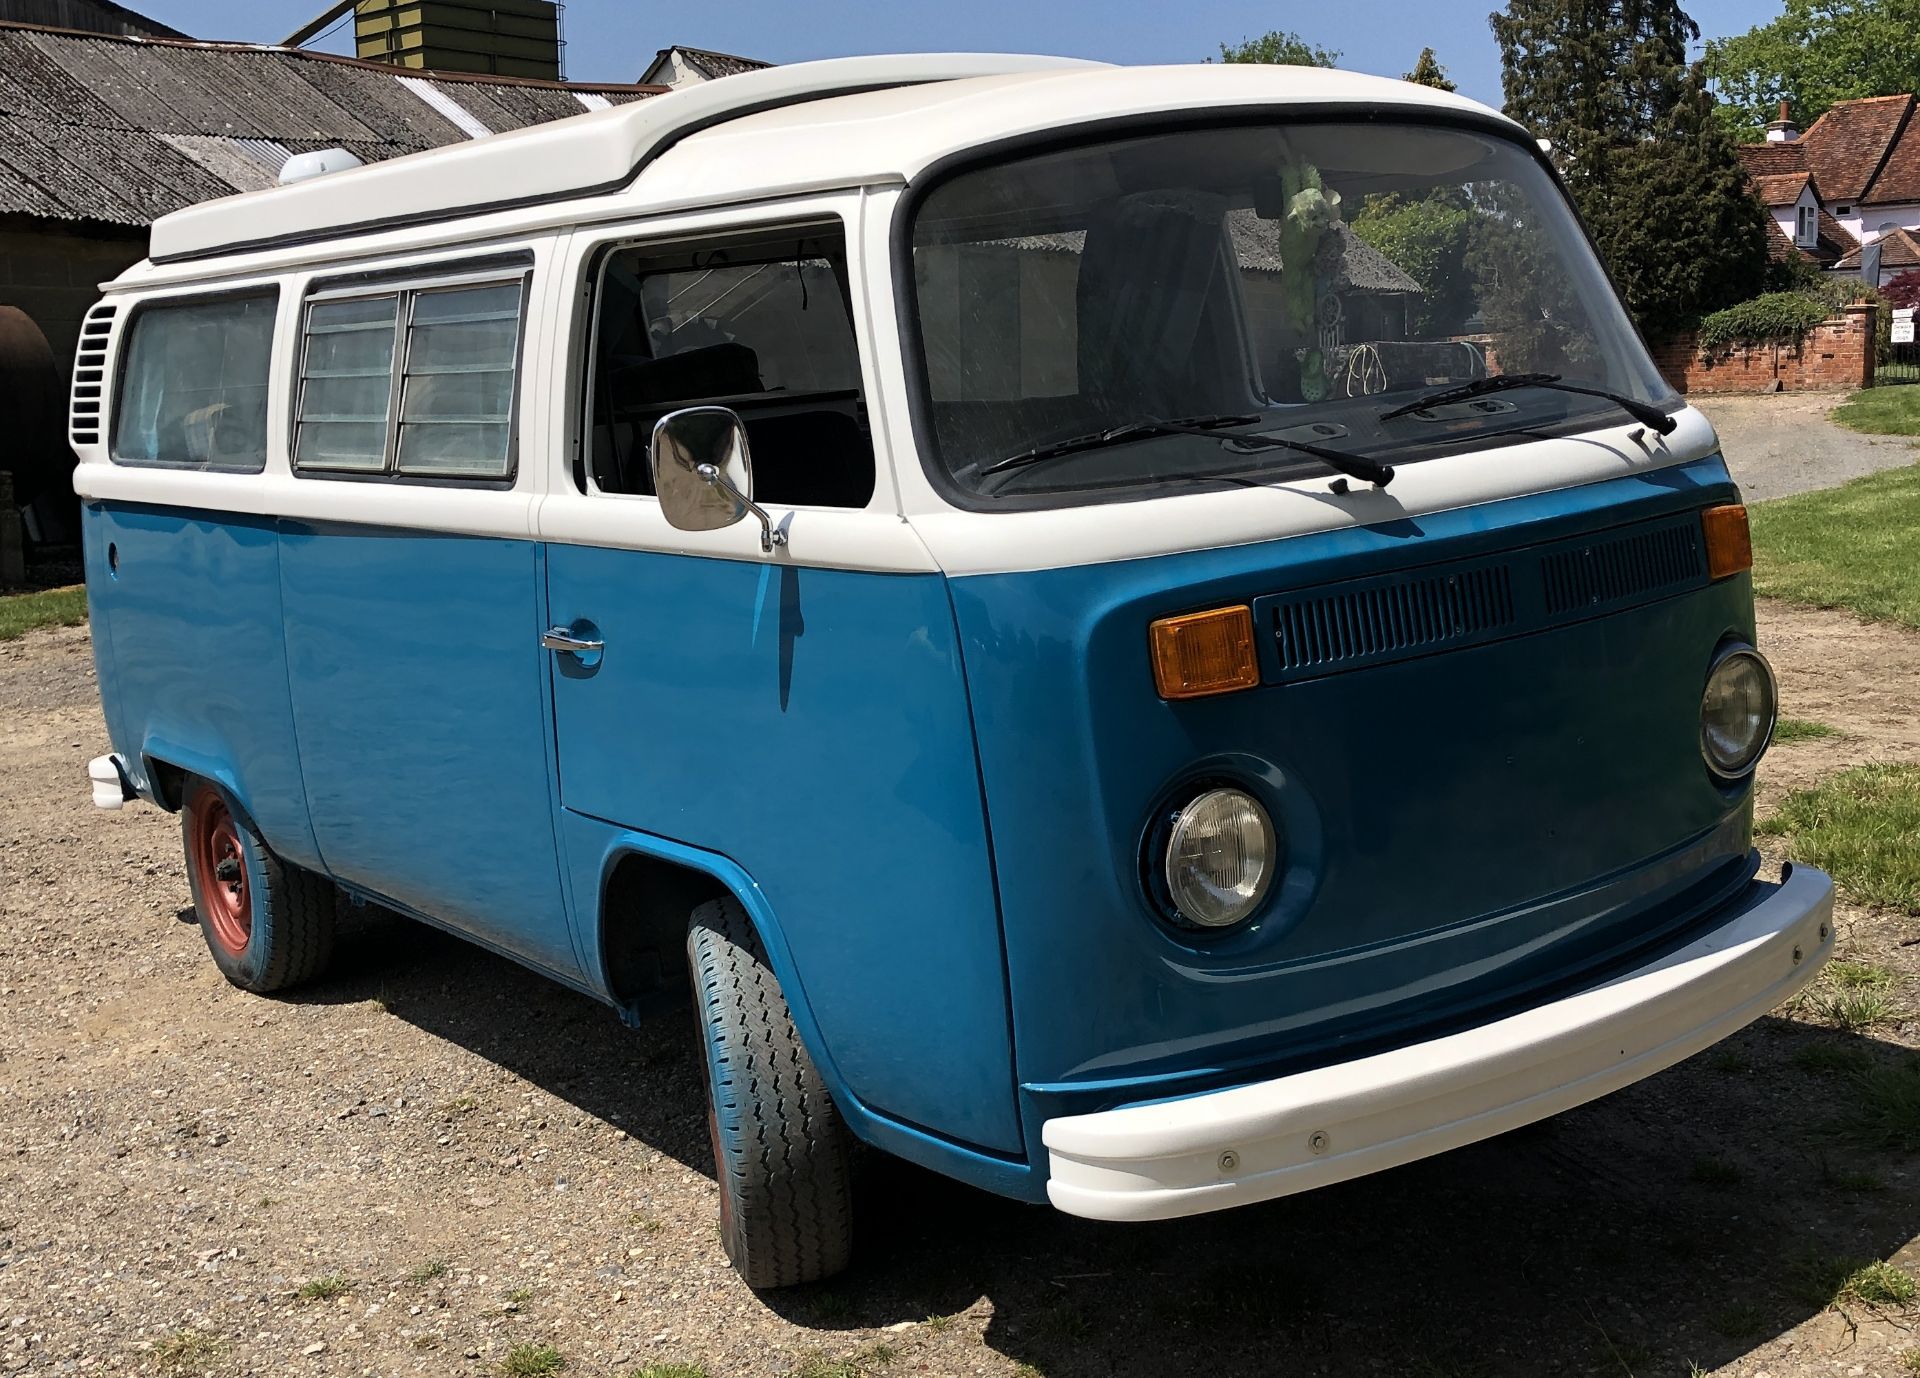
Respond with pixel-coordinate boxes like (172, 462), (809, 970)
(181, 778), (335, 993)
(687, 895), (854, 1289)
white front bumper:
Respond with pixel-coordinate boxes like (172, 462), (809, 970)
(1044, 865), (1834, 1222)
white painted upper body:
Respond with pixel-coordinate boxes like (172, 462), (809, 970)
(74, 56), (1719, 579)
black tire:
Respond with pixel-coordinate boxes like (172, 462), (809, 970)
(180, 778), (335, 993)
(688, 895), (854, 1289)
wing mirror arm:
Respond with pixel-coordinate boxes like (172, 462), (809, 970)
(694, 461), (786, 553)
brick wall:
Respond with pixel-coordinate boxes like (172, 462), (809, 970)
(1649, 304), (1878, 394)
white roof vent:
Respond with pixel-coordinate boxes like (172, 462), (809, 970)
(279, 147), (365, 185)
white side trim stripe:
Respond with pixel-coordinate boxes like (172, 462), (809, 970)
(398, 76), (493, 140)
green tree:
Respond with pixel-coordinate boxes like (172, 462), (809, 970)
(1489, 0), (1775, 341)
(1214, 30), (1340, 66)
(1705, 0), (1920, 140)
(1404, 47), (1457, 91)
(1351, 197), (1476, 335)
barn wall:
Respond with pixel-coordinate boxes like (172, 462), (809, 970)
(0, 220), (146, 377)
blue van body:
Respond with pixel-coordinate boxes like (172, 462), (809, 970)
(81, 448), (1774, 1202)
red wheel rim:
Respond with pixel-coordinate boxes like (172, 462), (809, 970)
(190, 792), (251, 958)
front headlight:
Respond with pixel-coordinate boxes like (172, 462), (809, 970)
(1701, 646), (1777, 778)
(1163, 787), (1277, 928)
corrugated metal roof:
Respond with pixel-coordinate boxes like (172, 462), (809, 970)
(0, 20), (660, 228)
(160, 134), (298, 193)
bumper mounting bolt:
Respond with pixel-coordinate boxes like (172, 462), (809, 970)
(1793, 946), (1803, 964)
(1820, 923), (1830, 942)
(1218, 1150), (1239, 1173)
(1308, 1130), (1330, 1156)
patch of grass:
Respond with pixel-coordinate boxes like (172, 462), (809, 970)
(803, 1290), (853, 1324)
(1846, 1260), (1917, 1306)
(152, 1328), (226, 1375)
(501, 1344), (567, 1377)
(1797, 1253), (1918, 1309)
(406, 1257), (449, 1283)
(504, 1286), (533, 1306)
(625, 1211), (663, 1234)
(1900, 1347), (1920, 1374)
(628, 1366), (708, 1378)
(1706, 1046), (1751, 1075)
(1830, 959), (1897, 989)
(1760, 764), (1920, 913)
(437, 1095), (479, 1116)
(0, 585), (86, 641)
(1775, 716), (1843, 743)
(1708, 1301), (1769, 1338)
(1751, 465), (1920, 628)
(860, 1343), (899, 1368)
(1833, 385), (1920, 436)
(1815, 1154), (1885, 1193)
(1794, 1039), (1874, 1076)
(1806, 984), (1899, 1031)
(1843, 1057), (1920, 1150)
(924, 1313), (955, 1333)
(1689, 1154), (1743, 1187)
(296, 1273), (352, 1301)
(794, 1356), (858, 1378)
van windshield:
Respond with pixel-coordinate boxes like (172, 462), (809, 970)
(905, 120), (1675, 504)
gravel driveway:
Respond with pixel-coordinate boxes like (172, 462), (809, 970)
(1694, 392), (1917, 501)
(8, 612), (1920, 1378)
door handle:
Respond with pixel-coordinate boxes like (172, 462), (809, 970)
(541, 626), (604, 655)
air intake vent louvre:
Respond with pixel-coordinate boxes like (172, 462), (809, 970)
(1540, 517), (1706, 617)
(1271, 562), (1517, 679)
(69, 302), (117, 448)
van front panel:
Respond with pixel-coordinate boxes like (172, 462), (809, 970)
(946, 457), (1757, 1117)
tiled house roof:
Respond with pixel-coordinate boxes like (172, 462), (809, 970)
(1738, 94), (1920, 209)
(0, 21), (659, 228)
(1833, 225), (1920, 273)
(640, 45), (772, 85)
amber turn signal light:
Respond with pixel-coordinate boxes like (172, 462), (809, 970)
(1150, 605), (1261, 700)
(1702, 504), (1753, 580)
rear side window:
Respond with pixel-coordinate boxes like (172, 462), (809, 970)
(294, 275), (526, 481)
(112, 292), (277, 471)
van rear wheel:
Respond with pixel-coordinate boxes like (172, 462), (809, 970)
(181, 778), (335, 993)
(687, 895), (854, 1289)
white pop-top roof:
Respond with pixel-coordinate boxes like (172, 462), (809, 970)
(145, 55), (1519, 266)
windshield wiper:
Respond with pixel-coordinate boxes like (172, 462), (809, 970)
(1377, 372), (1677, 435)
(981, 413), (1394, 488)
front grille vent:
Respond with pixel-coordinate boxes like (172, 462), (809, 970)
(1540, 517), (1706, 617)
(1270, 561), (1517, 679)
(69, 302), (117, 447)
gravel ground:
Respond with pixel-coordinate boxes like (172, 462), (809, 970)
(6, 607), (1920, 1378)
(1695, 392), (1918, 502)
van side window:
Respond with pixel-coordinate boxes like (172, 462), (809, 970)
(295, 277), (525, 481)
(587, 228), (874, 508)
(112, 292), (278, 471)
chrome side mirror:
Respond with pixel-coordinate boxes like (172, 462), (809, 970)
(649, 406), (786, 552)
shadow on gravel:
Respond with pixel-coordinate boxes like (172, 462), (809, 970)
(296, 907), (1920, 1377)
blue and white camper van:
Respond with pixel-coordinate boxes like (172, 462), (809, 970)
(75, 55), (1834, 1288)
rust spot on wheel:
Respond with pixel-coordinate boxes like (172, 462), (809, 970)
(190, 790), (251, 958)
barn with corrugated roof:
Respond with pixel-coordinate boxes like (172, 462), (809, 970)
(0, 0), (659, 556)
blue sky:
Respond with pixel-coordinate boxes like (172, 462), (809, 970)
(142, 1), (1778, 108)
